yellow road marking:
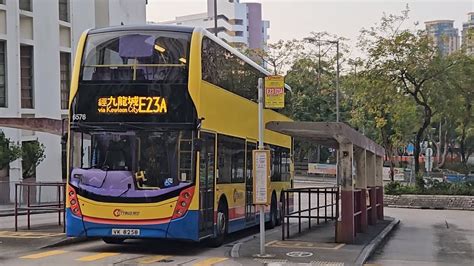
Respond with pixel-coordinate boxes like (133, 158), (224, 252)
(21, 250), (68, 259)
(193, 257), (228, 266)
(76, 252), (120, 261)
(138, 255), (171, 264)
(0, 231), (64, 239)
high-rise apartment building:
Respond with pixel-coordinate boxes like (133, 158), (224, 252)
(425, 20), (460, 56)
(0, 0), (146, 203)
(462, 12), (474, 55)
(160, 0), (269, 50)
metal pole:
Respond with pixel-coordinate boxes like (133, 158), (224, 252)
(58, 185), (61, 226)
(15, 184), (18, 231)
(317, 188), (320, 224)
(336, 40), (340, 123)
(438, 121), (441, 165)
(258, 78), (264, 150)
(324, 187), (327, 222)
(27, 185), (30, 230)
(257, 77), (265, 256)
(282, 191), (285, 240)
(317, 38), (321, 90)
(308, 188), (311, 229)
(214, 0), (218, 37)
(62, 184), (66, 233)
(286, 192), (290, 238)
(298, 191), (301, 233)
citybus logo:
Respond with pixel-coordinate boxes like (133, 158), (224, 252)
(113, 209), (140, 217)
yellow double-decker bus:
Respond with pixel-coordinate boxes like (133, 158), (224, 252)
(66, 25), (292, 246)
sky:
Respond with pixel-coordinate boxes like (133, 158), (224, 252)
(146, 0), (473, 56)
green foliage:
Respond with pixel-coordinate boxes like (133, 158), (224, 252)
(353, 7), (467, 178)
(242, 39), (303, 75)
(444, 162), (474, 175)
(415, 174), (425, 191)
(385, 180), (474, 196)
(21, 140), (46, 179)
(0, 132), (22, 170)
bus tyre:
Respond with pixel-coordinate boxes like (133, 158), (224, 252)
(208, 203), (227, 247)
(266, 194), (278, 229)
(102, 237), (125, 244)
(276, 194), (284, 226)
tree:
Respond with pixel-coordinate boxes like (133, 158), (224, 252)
(243, 39), (303, 75)
(21, 140), (46, 179)
(446, 53), (474, 171)
(358, 8), (457, 180)
(0, 132), (22, 170)
(283, 34), (350, 162)
(348, 69), (418, 181)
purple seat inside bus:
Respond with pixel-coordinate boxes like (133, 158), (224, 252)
(70, 168), (188, 198)
(118, 34), (154, 58)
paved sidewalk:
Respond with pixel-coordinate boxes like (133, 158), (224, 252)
(233, 217), (398, 265)
(0, 212), (77, 260)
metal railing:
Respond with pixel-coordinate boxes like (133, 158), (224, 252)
(14, 182), (66, 232)
(281, 186), (339, 240)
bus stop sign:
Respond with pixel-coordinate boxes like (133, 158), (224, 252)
(264, 75), (285, 109)
(253, 150), (270, 205)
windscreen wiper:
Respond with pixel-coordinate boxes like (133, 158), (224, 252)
(117, 122), (147, 130)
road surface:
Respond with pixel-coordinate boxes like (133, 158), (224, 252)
(368, 207), (474, 265)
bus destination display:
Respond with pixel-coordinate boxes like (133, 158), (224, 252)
(97, 96), (168, 114)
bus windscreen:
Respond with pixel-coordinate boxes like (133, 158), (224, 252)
(81, 31), (190, 83)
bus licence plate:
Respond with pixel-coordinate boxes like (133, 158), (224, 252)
(111, 229), (140, 236)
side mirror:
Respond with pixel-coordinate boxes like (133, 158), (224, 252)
(193, 138), (203, 152)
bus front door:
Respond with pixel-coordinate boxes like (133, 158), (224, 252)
(198, 132), (216, 238)
(245, 142), (257, 224)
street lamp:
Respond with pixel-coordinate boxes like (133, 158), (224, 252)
(304, 38), (340, 122)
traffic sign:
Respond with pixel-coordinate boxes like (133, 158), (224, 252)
(264, 75), (285, 109)
(253, 150), (270, 205)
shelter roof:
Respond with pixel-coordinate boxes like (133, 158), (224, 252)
(266, 121), (385, 156)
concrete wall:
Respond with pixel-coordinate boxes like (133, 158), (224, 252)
(384, 194), (474, 210)
(0, 0), (146, 203)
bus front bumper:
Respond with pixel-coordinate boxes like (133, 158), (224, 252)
(66, 208), (200, 241)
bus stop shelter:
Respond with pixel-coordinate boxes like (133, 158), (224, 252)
(267, 121), (385, 243)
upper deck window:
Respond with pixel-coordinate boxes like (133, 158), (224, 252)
(81, 31), (191, 83)
(201, 37), (263, 102)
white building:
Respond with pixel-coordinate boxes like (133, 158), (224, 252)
(462, 12), (474, 55)
(0, 0), (146, 203)
(160, 0), (269, 50)
(425, 20), (460, 56)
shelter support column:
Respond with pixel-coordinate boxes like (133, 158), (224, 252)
(336, 142), (354, 243)
(376, 155), (384, 220)
(366, 151), (377, 225)
(354, 148), (367, 232)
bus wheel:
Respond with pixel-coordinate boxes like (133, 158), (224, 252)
(208, 202), (227, 247)
(276, 194), (284, 226)
(102, 237), (125, 244)
(266, 194), (278, 229)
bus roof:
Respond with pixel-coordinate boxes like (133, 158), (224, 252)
(87, 24), (292, 92)
(88, 24), (195, 34)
